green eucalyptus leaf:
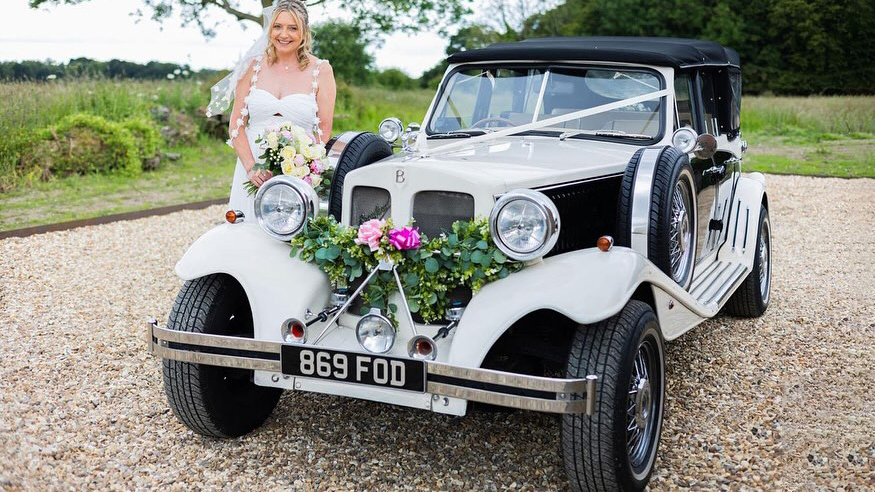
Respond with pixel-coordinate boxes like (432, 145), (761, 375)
(325, 246), (342, 260)
(478, 253), (492, 267)
(314, 248), (328, 260)
(473, 268), (486, 279)
(476, 240), (489, 250)
(448, 234), (459, 246)
(388, 303), (398, 313)
(424, 257), (440, 273)
(493, 250), (507, 264)
(498, 266), (510, 279)
(426, 292), (438, 305)
(407, 299), (420, 313)
(404, 272), (419, 287)
(470, 250), (485, 263)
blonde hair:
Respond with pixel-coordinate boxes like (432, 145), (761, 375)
(265, 0), (312, 69)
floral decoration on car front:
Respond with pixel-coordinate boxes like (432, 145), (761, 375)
(289, 216), (523, 323)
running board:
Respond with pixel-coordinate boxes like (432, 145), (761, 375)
(689, 260), (749, 308)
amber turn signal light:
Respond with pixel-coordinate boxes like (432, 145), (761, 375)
(597, 235), (614, 252)
(225, 210), (244, 224)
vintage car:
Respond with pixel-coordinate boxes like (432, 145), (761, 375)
(147, 37), (771, 491)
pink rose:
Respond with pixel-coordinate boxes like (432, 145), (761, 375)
(388, 226), (421, 251)
(354, 219), (386, 252)
(302, 175), (312, 185)
(280, 130), (293, 140)
(310, 162), (322, 174)
(294, 154), (306, 166)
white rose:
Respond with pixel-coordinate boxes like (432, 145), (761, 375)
(291, 165), (309, 178)
(291, 125), (308, 142)
(280, 146), (296, 161)
(266, 132), (279, 149)
(300, 144), (317, 160)
(281, 159), (294, 176)
(310, 175), (322, 188)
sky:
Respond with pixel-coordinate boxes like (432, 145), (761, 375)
(1, 0), (449, 77)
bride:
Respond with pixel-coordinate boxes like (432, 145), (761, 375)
(207, 0), (336, 218)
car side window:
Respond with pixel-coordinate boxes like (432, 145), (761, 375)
(674, 73), (695, 130)
(698, 70), (718, 136)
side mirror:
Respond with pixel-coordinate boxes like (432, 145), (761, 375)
(694, 133), (717, 160)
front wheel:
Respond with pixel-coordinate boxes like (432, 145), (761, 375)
(162, 274), (282, 438)
(562, 301), (665, 491)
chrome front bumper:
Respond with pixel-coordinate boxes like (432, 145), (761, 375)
(147, 320), (598, 415)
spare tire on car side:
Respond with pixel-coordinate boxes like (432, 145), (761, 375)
(616, 146), (697, 289)
(326, 132), (393, 221)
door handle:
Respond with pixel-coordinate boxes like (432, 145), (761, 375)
(703, 164), (726, 183)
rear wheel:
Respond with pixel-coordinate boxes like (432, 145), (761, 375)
(162, 274), (282, 438)
(562, 301), (665, 491)
(725, 207), (771, 317)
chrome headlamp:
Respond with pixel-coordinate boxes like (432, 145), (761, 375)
(356, 308), (396, 354)
(671, 127), (697, 154)
(378, 117), (403, 143)
(489, 189), (560, 261)
(254, 176), (319, 241)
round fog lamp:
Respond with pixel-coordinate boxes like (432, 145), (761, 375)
(672, 127), (697, 154)
(407, 335), (437, 361)
(281, 318), (306, 343)
(378, 117), (403, 143)
(356, 309), (396, 353)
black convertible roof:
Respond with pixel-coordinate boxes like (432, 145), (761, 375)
(446, 37), (740, 69)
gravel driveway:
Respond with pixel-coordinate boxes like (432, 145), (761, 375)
(1, 174), (873, 491)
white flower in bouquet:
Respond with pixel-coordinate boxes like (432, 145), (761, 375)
(281, 159), (295, 176)
(291, 125), (309, 142)
(300, 144), (319, 160)
(291, 165), (309, 178)
(266, 132), (280, 149)
(310, 174), (322, 188)
(280, 146), (296, 161)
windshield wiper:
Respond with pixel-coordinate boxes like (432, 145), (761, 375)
(558, 129), (653, 141)
(428, 129), (489, 139)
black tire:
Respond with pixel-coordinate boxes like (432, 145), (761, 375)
(617, 146), (697, 289)
(328, 132), (393, 221)
(162, 274), (282, 438)
(562, 300), (665, 492)
(725, 207), (771, 317)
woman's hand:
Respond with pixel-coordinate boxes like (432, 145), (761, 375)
(247, 168), (273, 187)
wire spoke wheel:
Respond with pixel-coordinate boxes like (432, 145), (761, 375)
(625, 339), (660, 470)
(669, 179), (693, 284)
(758, 217), (771, 303)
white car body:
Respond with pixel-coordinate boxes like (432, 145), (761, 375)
(169, 58), (765, 417)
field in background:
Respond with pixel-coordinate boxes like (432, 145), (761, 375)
(0, 79), (872, 231)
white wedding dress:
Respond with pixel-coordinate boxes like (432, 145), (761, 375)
(228, 57), (327, 218)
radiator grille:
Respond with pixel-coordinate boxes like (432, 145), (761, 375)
(541, 177), (621, 256)
(413, 191), (475, 239)
(350, 186), (391, 226)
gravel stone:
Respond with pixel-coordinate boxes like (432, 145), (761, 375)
(1, 175), (873, 490)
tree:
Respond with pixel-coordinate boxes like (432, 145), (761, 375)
(311, 20), (373, 85)
(29, 0), (472, 38)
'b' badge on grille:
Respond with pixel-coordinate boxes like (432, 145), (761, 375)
(395, 169), (406, 184)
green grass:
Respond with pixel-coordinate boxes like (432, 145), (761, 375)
(0, 137), (234, 230)
(742, 96), (875, 178)
(2, 88), (874, 232)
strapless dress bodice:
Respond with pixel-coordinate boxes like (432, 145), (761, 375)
(246, 88), (317, 132)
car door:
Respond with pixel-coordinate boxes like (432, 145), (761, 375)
(687, 69), (733, 263)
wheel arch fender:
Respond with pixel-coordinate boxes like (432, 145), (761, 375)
(445, 248), (663, 368)
(175, 223), (332, 340)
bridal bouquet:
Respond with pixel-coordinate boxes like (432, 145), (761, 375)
(244, 122), (331, 196)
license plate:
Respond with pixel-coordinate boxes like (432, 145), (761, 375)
(281, 346), (426, 392)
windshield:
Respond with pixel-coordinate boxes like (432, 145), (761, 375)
(427, 65), (663, 140)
